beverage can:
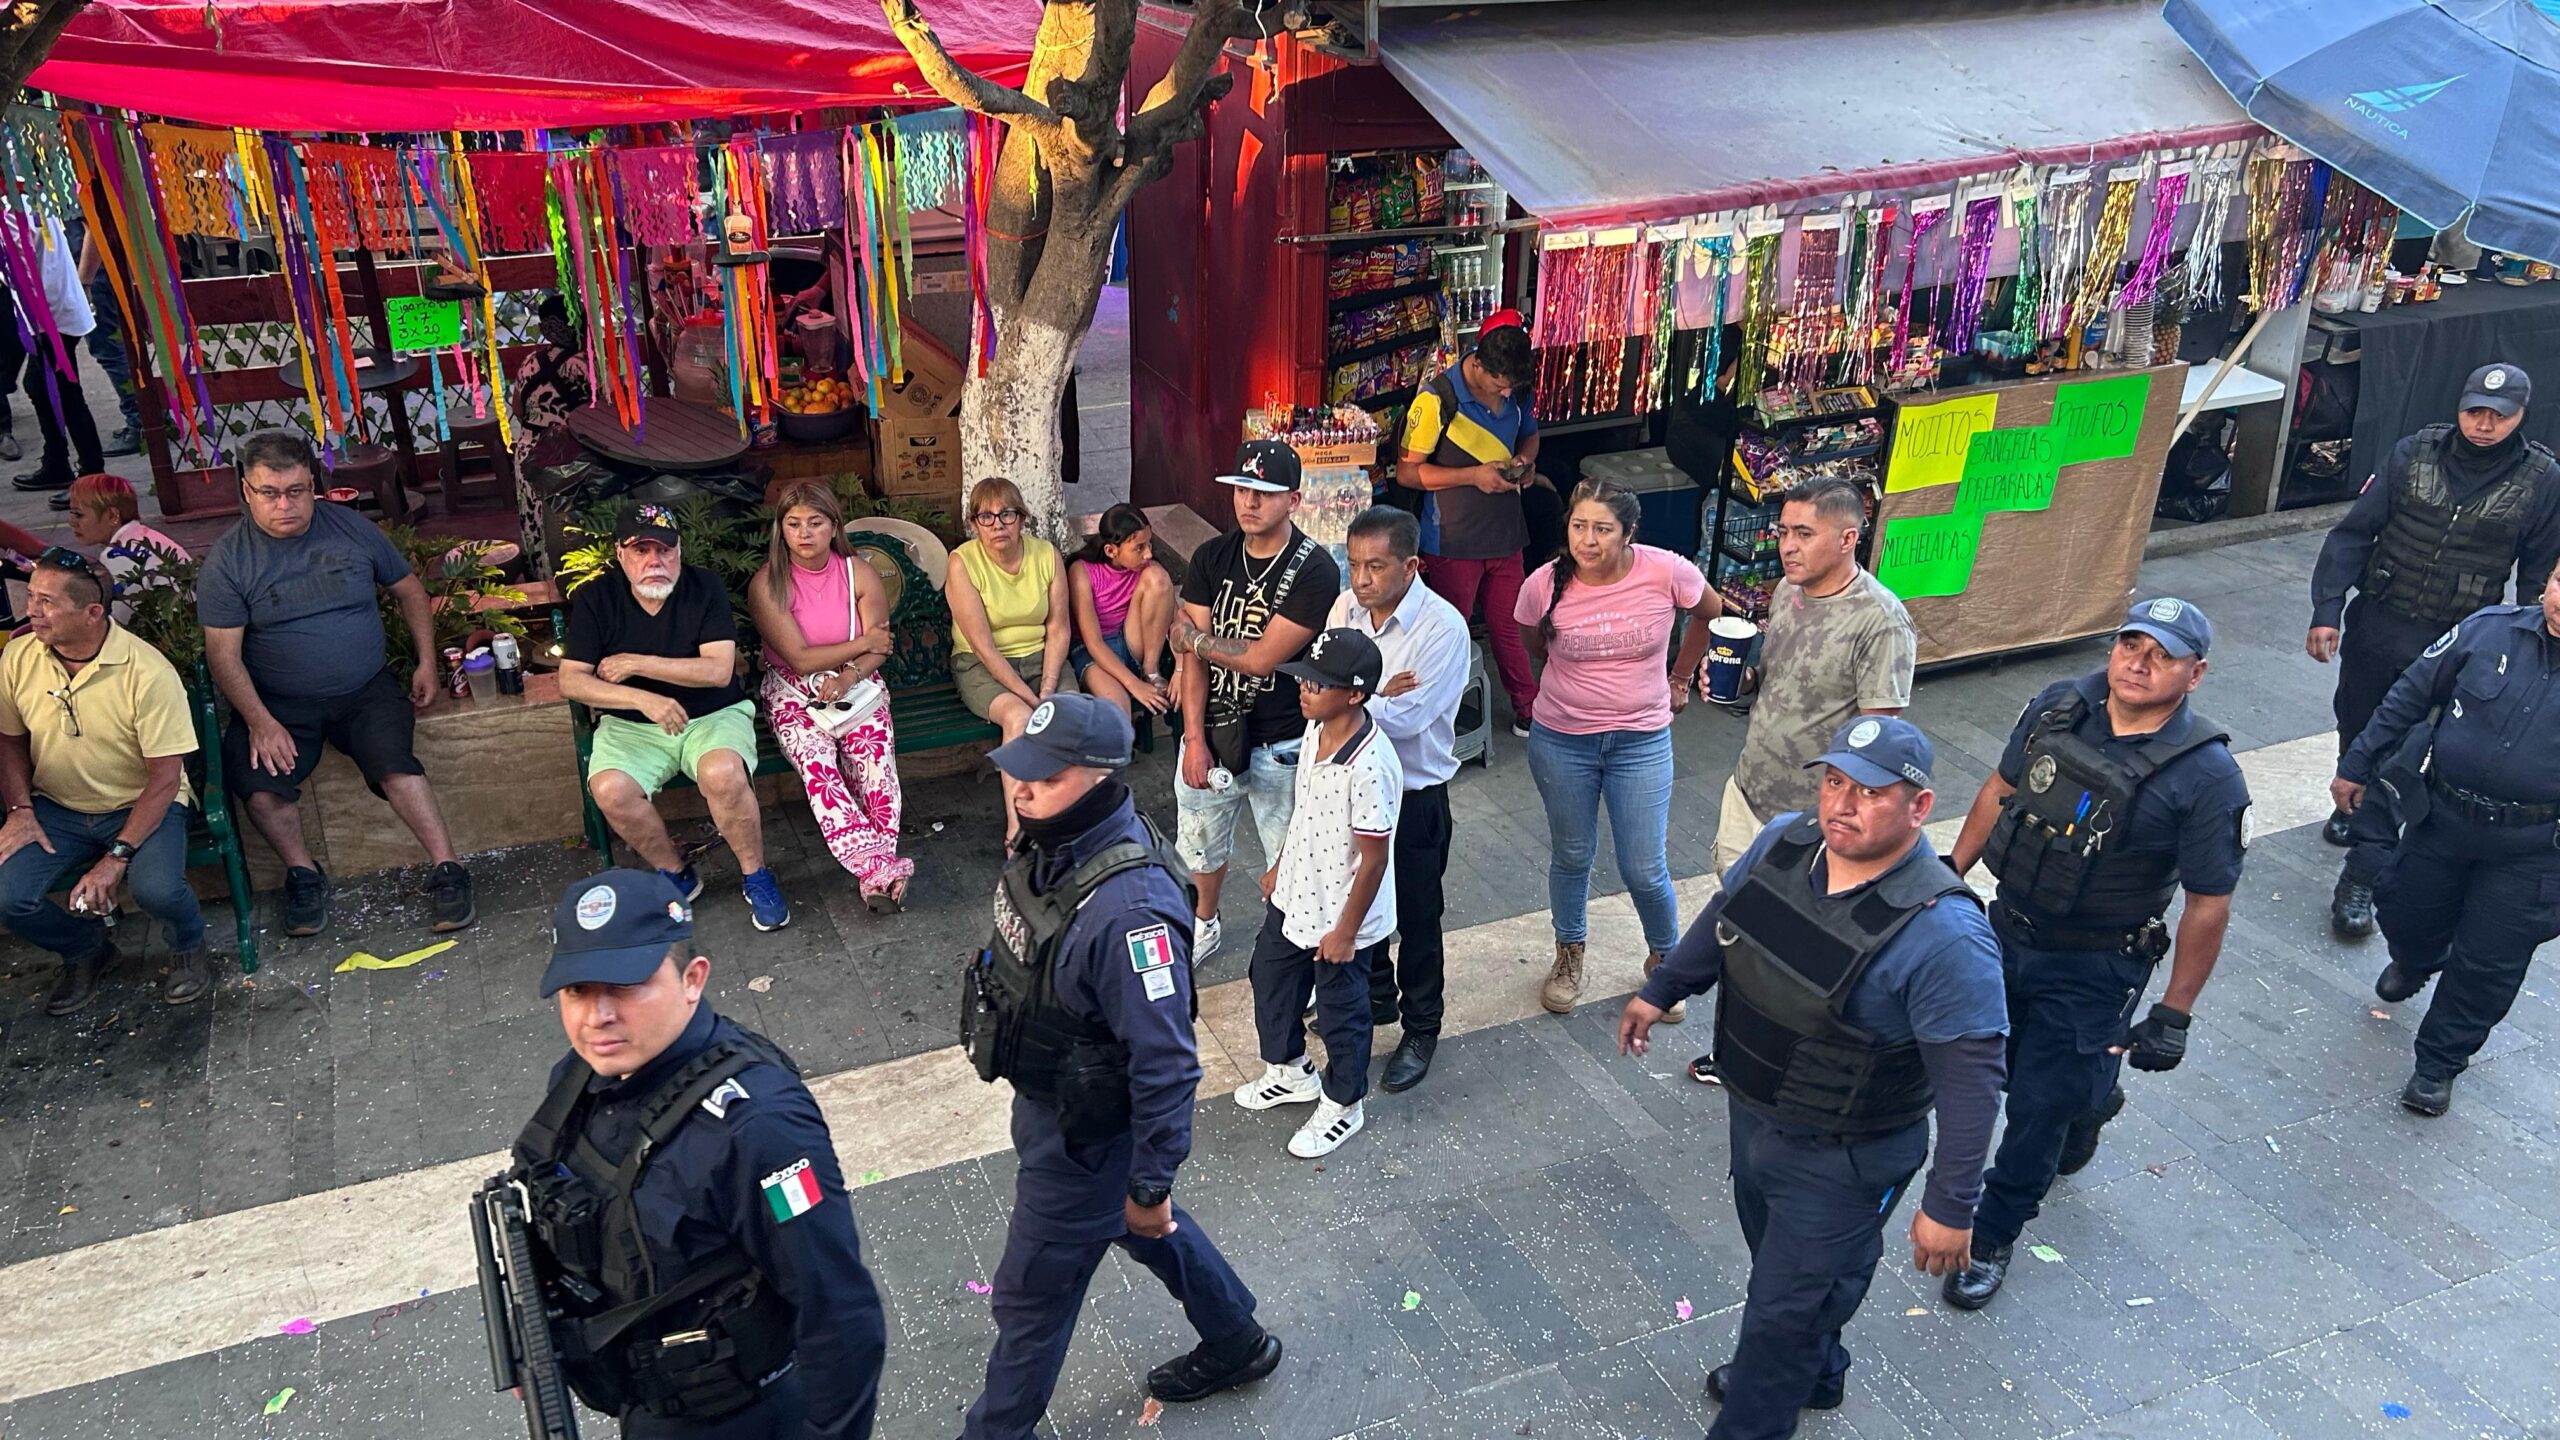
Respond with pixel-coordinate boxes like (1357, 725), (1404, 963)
(443, 647), (470, 698)
(1207, 765), (1235, 792)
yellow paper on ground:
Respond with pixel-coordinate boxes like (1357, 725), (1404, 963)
(335, 940), (458, 974)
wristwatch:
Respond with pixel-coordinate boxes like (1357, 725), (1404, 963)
(1127, 1182), (1170, 1208)
(106, 839), (137, 862)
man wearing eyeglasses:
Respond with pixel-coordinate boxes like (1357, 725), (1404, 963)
(0, 551), (212, 1013)
(198, 429), (476, 939)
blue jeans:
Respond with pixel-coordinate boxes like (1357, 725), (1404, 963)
(0, 797), (204, 959)
(1525, 723), (1680, 950)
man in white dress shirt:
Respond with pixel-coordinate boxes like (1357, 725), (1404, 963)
(1328, 506), (1472, 1091)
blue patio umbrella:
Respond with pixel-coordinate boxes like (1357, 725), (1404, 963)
(2163, 0), (2560, 263)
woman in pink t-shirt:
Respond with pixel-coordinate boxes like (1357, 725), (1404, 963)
(1514, 480), (1721, 1017)
(746, 479), (915, 910)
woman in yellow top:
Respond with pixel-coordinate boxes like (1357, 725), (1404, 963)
(945, 476), (1077, 844)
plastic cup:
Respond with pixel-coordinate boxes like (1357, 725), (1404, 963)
(1706, 616), (1759, 704)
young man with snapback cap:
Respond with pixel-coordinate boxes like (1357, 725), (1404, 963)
(1233, 627), (1401, 1160)
(1166, 439), (1342, 960)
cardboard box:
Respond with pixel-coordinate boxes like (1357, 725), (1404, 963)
(874, 324), (967, 421)
(873, 414), (962, 497)
(1289, 439), (1378, 470)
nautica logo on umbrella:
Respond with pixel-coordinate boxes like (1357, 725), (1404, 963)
(2349, 75), (2464, 113)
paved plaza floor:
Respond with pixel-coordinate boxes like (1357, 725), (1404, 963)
(4, 528), (2558, 1440)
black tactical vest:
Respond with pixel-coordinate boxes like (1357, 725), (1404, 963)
(1710, 820), (1975, 1135)
(961, 815), (1194, 1141)
(1983, 687), (2227, 929)
(511, 1027), (802, 1421)
(2363, 424), (2557, 630)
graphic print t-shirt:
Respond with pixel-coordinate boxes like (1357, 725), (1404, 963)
(1179, 526), (1341, 747)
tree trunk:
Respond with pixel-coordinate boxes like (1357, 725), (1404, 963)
(961, 309), (1075, 536)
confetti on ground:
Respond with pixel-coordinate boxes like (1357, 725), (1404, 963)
(279, 1318), (316, 1335)
(137, 1099), (151, 1109)
(58, 1205), (75, 1215)
(931, 821), (946, 833)
(858, 1170), (886, 1185)
(2125, 1297), (2157, 1307)
(2381, 1402), (2412, 1420)
(263, 1388), (296, 1415)
(748, 976), (775, 993)
(2028, 1244), (2064, 1263)
(2145, 1163), (2170, 1177)
(1904, 1307), (1926, 1316)
(423, 970), (448, 982)
(966, 1281), (992, 1295)
(1138, 1396), (1164, 1426)
(2001, 1379), (2015, 1391)
(335, 940), (457, 973)
(2265, 1136), (2281, 1154)
(2371, 1009), (2392, 1020)
(1401, 1290), (1422, 1311)
(1675, 1298), (1693, 1321)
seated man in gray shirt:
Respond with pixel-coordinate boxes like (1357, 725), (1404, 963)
(197, 429), (475, 938)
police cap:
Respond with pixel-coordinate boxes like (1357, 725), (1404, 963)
(2120, 596), (2212, 659)
(1806, 715), (1935, 790)
(989, 692), (1135, 781)
(542, 869), (694, 996)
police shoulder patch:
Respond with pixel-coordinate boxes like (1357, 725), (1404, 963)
(2423, 624), (2458, 659)
(1126, 923), (1177, 972)
(760, 1158), (823, 1222)
(699, 1076), (750, 1120)
(2236, 804), (2254, 851)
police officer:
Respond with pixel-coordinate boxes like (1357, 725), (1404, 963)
(2309, 362), (2560, 937)
(1938, 599), (2247, 1311)
(512, 869), (887, 1438)
(1620, 717), (2006, 1438)
(2334, 565), (2560, 1116)
(959, 693), (1282, 1438)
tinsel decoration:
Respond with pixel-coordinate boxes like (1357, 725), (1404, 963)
(2007, 184), (2042, 338)
(1631, 230), (1680, 415)
(1838, 204), (1893, 386)
(895, 109), (968, 214)
(2036, 171), (2092, 341)
(1943, 196), (2001, 356)
(2063, 174), (2137, 336)
(1682, 232), (1733, 400)
(2245, 153), (2318, 312)
(762, 128), (846, 233)
(1785, 220), (1842, 388)
(469, 149), (553, 255)
(141, 124), (246, 238)
(612, 145), (700, 246)
(1530, 235), (1638, 421)
(1737, 228), (1781, 401)
(1888, 205), (1946, 372)
(2114, 169), (2190, 312)
(2181, 154), (2243, 310)
(2310, 174), (2398, 302)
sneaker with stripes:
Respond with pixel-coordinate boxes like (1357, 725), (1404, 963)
(1233, 1060), (1320, 1110)
(1288, 1096), (1364, 1158)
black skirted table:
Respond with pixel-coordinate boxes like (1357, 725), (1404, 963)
(2343, 279), (2560, 481)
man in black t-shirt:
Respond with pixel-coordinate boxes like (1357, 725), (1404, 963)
(1167, 440), (1342, 958)
(560, 504), (790, 931)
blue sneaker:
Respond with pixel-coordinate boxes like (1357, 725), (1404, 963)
(661, 865), (703, 903)
(742, 868), (791, 931)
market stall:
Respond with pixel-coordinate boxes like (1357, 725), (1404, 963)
(2332, 274), (2560, 482)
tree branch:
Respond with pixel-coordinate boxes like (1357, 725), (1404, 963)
(881, 0), (1061, 131)
(0, 0), (91, 97)
(1125, 0), (1250, 153)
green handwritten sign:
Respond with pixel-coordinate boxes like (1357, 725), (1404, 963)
(2051, 373), (2150, 466)
(1873, 511), (1979, 598)
(1956, 425), (2061, 515)
(384, 296), (462, 354)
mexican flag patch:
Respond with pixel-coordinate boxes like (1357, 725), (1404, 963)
(760, 1159), (823, 1222)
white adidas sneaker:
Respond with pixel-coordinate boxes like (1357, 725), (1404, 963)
(1234, 1060), (1320, 1110)
(1194, 913), (1224, 959)
(1288, 1096), (1365, 1158)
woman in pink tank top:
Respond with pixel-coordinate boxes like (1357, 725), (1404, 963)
(746, 479), (915, 909)
(1067, 502), (1178, 717)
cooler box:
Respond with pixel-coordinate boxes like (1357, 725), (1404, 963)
(1579, 447), (1701, 556)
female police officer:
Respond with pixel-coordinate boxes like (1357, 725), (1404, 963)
(959, 693), (1283, 1437)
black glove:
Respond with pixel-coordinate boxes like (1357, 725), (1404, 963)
(2123, 1003), (2190, 1072)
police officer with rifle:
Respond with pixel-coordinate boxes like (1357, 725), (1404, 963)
(2309, 362), (2560, 938)
(1621, 717), (2007, 1439)
(959, 693), (1282, 1438)
(1939, 599), (2249, 1312)
(475, 869), (885, 1439)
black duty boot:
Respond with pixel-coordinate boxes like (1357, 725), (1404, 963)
(2330, 873), (2376, 939)
(45, 946), (108, 1016)
(1381, 1033), (1437, 1093)
(1147, 1326), (1282, 1403)
(2058, 1086), (2127, 1177)
(2321, 809), (2354, 847)
(1942, 1239), (2013, 1310)
(283, 866), (331, 937)
(161, 946), (214, 1005)
(2400, 1072), (2454, 1116)
(2375, 959), (2427, 1003)
(1706, 1362), (1842, 1410)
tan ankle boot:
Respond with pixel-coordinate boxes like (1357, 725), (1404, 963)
(1643, 949), (1684, 1023)
(1541, 941), (1586, 1014)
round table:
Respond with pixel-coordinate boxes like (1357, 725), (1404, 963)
(564, 398), (750, 474)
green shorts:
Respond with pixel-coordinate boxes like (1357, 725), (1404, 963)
(952, 650), (1077, 720)
(587, 699), (758, 797)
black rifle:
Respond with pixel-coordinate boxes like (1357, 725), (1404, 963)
(472, 1174), (583, 1440)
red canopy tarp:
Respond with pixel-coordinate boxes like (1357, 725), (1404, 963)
(31, 0), (1037, 131)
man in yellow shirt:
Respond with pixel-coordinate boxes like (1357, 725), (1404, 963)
(0, 550), (208, 1014)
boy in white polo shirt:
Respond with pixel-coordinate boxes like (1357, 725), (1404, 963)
(1233, 627), (1402, 1158)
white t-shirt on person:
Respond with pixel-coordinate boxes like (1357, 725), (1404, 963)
(1271, 714), (1403, 949)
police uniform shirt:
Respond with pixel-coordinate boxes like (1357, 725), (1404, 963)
(2310, 431), (2560, 630)
(2343, 604), (2560, 803)
(546, 1005), (886, 1439)
(1008, 795), (1206, 1243)
(1997, 674), (2252, 908)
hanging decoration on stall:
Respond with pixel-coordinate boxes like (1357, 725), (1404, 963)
(612, 145), (701, 247)
(140, 124), (250, 238)
(2308, 173), (2398, 307)
(763, 129), (846, 234)
(2063, 169), (2138, 339)
(554, 148), (647, 431)
(1838, 203), (1894, 387)
(713, 138), (779, 439)
(1680, 229), (1733, 401)
(2114, 166), (2191, 312)
(842, 122), (913, 403)
(3, 104), (79, 220)
(76, 116), (219, 451)
(260, 134), (358, 450)
(1889, 200), (1947, 373)
(895, 109), (968, 215)
(302, 142), (415, 255)
(2006, 180), (2042, 340)
(2245, 150), (2323, 313)
(1631, 226), (1682, 415)
(2182, 150), (2245, 310)
(1735, 223), (1782, 402)
(1785, 216), (1842, 389)
(961, 111), (1002, 375)
(2035, 169), (2092, 342)
(469, 149), (553, 254)
(1942, 195), (2002, 357)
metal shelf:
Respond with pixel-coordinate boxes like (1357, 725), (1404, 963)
(1350, 385), (1418, 412)
(1327, 326), (1441, 367)
(1284, 223), (1491, 246)
(1328, 278), (1441, 314)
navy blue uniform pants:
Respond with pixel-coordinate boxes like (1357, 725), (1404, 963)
(2378, 811), (2560, 1080)
(1972, 927), (2151, 1249)
(961, 1206), (1258, 1440)
(2335, 595), (2446, 877)
(1250, 905), (1380, 1105)
(1712, 1105), (1927, 1440)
